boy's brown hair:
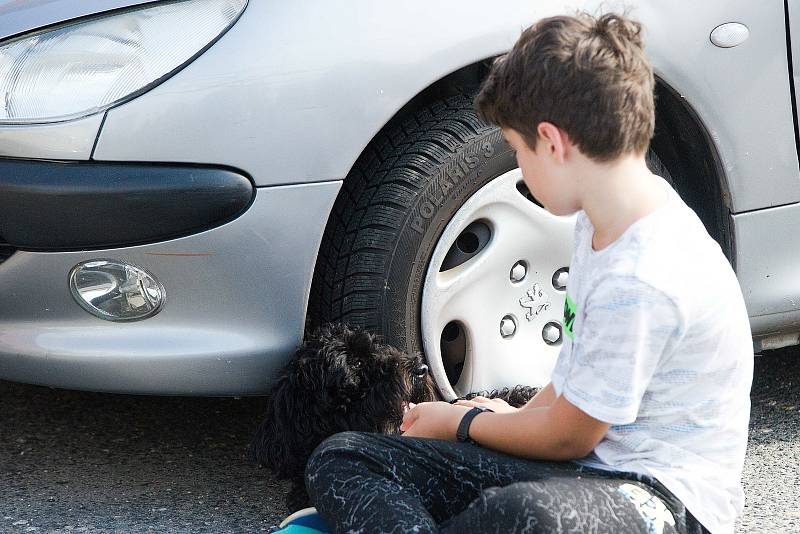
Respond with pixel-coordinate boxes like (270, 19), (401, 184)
(475, 12), (655, 162)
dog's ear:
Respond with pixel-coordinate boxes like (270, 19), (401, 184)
(249, 344), (314, 471)
(249, 374), (301, 477)
(250, 341), (344, 479)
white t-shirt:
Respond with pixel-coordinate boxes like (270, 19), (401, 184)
(550, 184), (753, 534)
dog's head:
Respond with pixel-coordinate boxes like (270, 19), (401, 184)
(250, 323), (436, 482)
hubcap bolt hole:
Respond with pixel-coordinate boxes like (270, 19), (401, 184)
(552, 267), (569, 291)
(500, 315), (517, 338)
(542, 322), (562, 345)
(510, 261), (527, 283)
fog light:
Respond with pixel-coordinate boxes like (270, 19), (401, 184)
(69, 260), (165, 321)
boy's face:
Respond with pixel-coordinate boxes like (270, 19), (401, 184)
(502, 126), (580, 217)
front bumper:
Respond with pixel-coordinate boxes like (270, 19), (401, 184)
(0, 159), (253, 250)
(0, 178), (340, 395)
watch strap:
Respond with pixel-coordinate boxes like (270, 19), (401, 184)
(456, 406), (493, 444)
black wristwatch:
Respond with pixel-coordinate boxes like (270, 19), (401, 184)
(456, 406), (493, 444)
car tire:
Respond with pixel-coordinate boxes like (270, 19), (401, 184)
(309, 91), (672, 399)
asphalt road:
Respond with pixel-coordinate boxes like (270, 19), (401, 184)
(1, 347), (798, 533)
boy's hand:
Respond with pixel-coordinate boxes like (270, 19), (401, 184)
(454, 396), (518, 414)
(400, 401), (470, 440)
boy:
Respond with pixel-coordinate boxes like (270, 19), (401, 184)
(304, 12), (752, 534)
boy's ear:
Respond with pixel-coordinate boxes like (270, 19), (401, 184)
(537, 121), (570, 164)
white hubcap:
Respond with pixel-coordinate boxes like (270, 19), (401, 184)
(421, 169), (576, 400)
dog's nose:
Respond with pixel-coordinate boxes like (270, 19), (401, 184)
(412, 364), (429, 377)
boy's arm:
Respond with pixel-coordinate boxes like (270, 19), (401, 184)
(401, 394), (609, 461)
(469, 394), (609, 459)
(521, 382), (556, 410)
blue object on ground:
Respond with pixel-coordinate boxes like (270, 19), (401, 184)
(275, 507), (330, 533)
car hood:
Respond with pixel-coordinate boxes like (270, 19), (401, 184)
(0, 0), (156, 41)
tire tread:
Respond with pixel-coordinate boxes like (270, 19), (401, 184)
(309, 91), (493, 329)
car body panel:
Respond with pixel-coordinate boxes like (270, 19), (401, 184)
(641, 0), (800, 213)
(786, 0), (800, 145)
(733, 203), (800, 320)
(0, 181), (339, 394)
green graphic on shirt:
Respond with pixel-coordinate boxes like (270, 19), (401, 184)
(563, 294), (576, 340)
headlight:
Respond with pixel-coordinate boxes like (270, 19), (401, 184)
(0, 0), (247, 124)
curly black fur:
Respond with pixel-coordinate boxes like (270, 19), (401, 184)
(250, 323), (539, 511)
(250, 324), (436, 508)
(460, 386), (541, 407)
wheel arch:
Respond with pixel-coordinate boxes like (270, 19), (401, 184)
(317, 60), (734, 271)
(651, 76), (734, 265)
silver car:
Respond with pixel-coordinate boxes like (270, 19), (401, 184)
(0, 0), (797, 398)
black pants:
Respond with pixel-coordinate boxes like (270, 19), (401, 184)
(305, 431), (708, 534)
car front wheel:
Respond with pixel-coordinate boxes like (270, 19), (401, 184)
(309, 92), (666, 400)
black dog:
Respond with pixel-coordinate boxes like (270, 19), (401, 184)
(250, 323), (538, 510)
